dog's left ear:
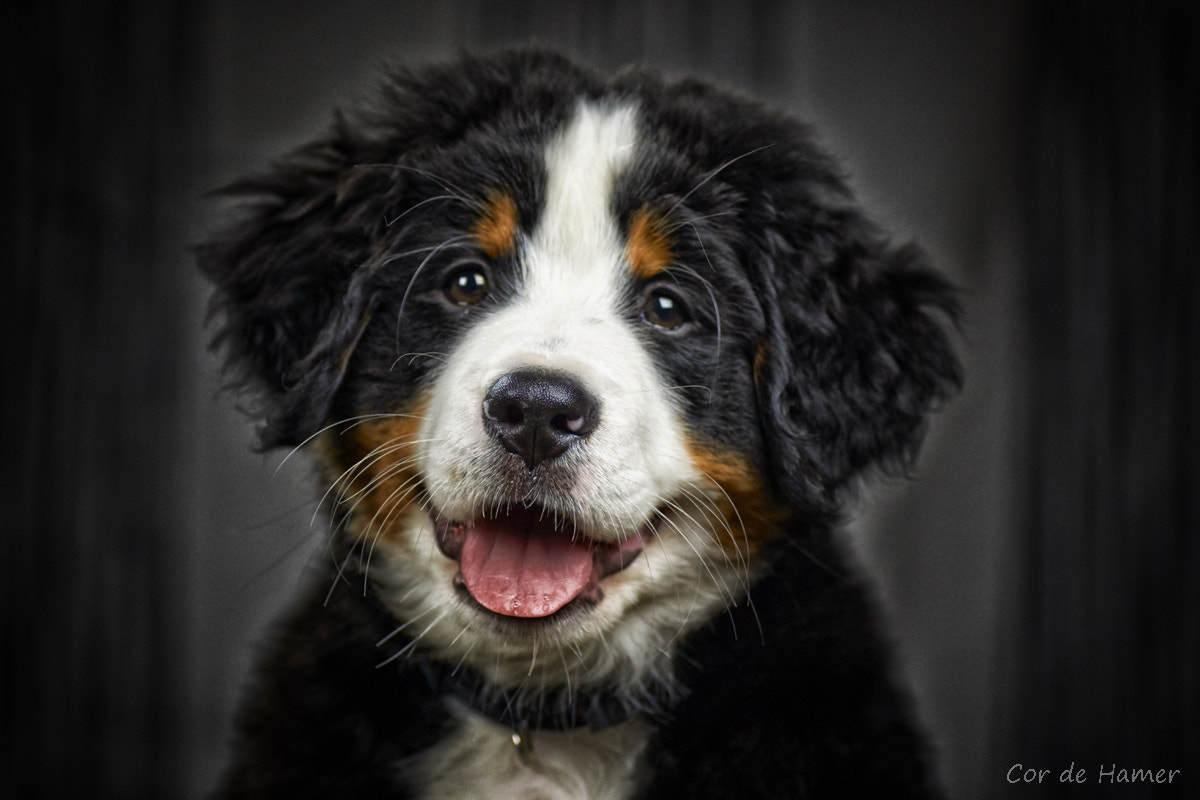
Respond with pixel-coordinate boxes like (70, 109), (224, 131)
(752, 194), (962, 515)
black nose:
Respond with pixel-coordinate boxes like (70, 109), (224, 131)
(482, 368), (600, 470)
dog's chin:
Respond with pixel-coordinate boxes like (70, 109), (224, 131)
(432, 504), (652, 625)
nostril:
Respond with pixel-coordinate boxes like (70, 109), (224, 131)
(482, 368), (600, 469)
(484, 397), (525, 427)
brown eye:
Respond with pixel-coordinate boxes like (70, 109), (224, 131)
(444, 263), (490, 306)
(642, 288), (690, 330)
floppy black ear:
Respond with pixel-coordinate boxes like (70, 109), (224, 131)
(197, 122), (391, 449)
(753, 201), (962, 515)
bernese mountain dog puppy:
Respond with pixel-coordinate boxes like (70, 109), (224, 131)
(200, 48), (960, 800)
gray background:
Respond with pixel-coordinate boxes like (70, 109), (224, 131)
(8, 1), (1196, 798)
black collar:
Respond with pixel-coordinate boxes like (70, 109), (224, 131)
(415, 657), (675, 733)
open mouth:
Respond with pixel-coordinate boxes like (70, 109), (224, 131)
(434, 505), (649, 619)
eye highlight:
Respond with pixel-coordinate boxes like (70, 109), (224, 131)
(444, 262), (491, 306)
(641, 287), (691, 330)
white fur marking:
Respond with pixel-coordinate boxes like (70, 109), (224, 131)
(410, 702), (649, 800)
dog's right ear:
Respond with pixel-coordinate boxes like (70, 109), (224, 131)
(197, 119), (392, 449)
(198, 49), (598, 449)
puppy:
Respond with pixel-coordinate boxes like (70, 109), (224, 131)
(200, 48), (960, 800)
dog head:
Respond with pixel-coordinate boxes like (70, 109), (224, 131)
(200, 49), (959, 694)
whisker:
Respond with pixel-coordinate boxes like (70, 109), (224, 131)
(376, 603), (438, 647)
(361, 473), (426, 584)
(319, 440), (417, 528)
(375, 611), (449, 668)
(450, 640), (478, 676)
(385, 193), (462, 226)
(352, 163), (481, 212)
(389, 351), (449, 371)
(745, 593), (766, 645)
(272, 412), (422, 478)
(657, 503), (737, 605)
(678, 481), (751, 583)
(445, 623), (473, 651)
(663, 209), (739, 235)
(395, 234), (474, 329)
(556, 644), (574, 705)
(332, 440), (430, 512)
(324, 547), (358, 607)
(527, 636), (539, 677)
(234, 521), (323, 596)
(664, 144), (774, 220)
(320, 442), (407, 517)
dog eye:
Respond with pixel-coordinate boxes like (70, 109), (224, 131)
(444, 262), (491, 306)
(641, 288), (691, 330)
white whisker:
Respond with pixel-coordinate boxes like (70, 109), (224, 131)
(663, 144), (774, 220)
(324, 547), (357, 607)
(351, 163), (482, 212)
(375, 610), (449, 668)
(394, 234), (475, 322)
(272, 412), (421, 478)
(385, 193), (462, 226)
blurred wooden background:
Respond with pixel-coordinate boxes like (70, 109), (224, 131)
(6, 1), (1197, 797)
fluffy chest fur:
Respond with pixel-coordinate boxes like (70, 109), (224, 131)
(412, 705), (649, 800)
(201, 48), (960, 799)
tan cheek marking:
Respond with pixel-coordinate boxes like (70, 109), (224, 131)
(316, 398), (429, 545)
(687, 440), (787, 558)
(626, 207), (673, 280)
(473, 191), (519, 259)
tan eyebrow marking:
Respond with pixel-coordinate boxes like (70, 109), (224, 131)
(473, 191), (519, 259)
(626, 206), (673, 279)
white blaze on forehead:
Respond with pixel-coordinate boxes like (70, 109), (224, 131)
(523, 103), (639, 308)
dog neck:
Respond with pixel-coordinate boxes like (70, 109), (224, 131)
(348, 566), (678, 734)
(414, 657), (675, 733)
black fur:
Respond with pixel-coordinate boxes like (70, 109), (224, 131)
(201, 48), (960, 798)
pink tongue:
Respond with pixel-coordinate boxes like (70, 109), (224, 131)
(460, 513), (593, 618)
